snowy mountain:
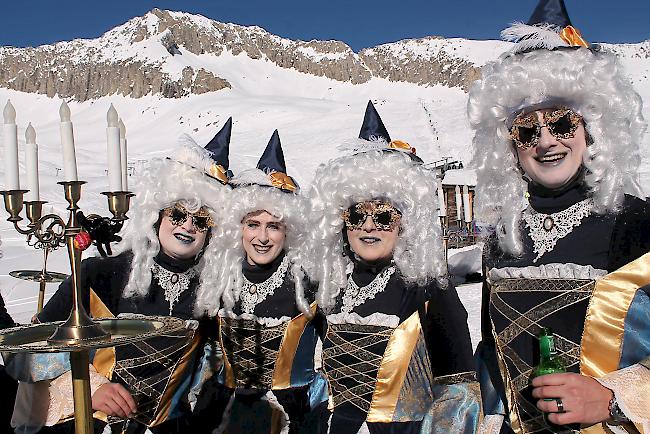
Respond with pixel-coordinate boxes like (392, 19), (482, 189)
(0, 9), (649, 323)
(0, 9), (507, 101)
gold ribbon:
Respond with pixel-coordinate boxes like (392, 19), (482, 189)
(559, 25), (589, 48)
(88, 289), (116, 424)
(367, 308), (422, 422)
(209, 163), (229, 184)
(580, 252), (650, 434)
(581, 252), (650, 378)
(269, 171), (297, 192)
(388, 140), (417, 155)
(149, 333), (202, 426)
(272, 303), (317, 389)
(89, 289), (116, 380)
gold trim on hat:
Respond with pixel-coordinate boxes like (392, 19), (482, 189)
(269, 171), (297, 192)
(559, 25), (589, 48)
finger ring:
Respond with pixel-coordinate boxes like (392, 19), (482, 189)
(555, 398), (565, 413)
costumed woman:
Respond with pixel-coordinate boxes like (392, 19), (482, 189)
(0, 237), (19, 432)
(304, 101), (480, 434)
(9, 118), (233, 434)
(192, 130), (327, 433)
(471, 1), (650, 433)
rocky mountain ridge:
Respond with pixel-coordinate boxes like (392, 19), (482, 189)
(0, 8), (647, 102)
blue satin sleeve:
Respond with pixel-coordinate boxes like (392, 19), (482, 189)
(4, 351), (74, 382)
(420, 374), (482, 434)
(619, 287), (650, 369)
(307, 371), (328, 410)
(475, 341), (506, 417)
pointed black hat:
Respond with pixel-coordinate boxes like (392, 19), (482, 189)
(359, 101), (391, 143)
(256, 130), (298, 192)
(527, 0), (572, 28)
(205, 117), (232, 170)
(257, 129), (286, 173)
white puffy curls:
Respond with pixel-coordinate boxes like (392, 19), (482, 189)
(195, 168), (310, 317)
(115, 153), (229, 305)
(468, 48), (646, 256)
(301, 150), (446, 310)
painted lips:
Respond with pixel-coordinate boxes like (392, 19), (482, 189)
(536, 153), (567, 164)
(174, 232), (196, 244)
(359, 236), (381, 245)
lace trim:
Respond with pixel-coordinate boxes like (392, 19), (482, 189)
(151, 263), (197, 315)
(523, 198), (593, 262)
(47, 365), (109, 425)
(488, 263), (606, 283)
(342, 265), (396, 313)
(596, 363), (650, 429)
(240, 256), (290, 314)
(218, 309), (292, 327)
(478, 414), (505, 434)
(326, 311), (400, 328)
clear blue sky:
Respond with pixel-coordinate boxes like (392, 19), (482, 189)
(1, 1), (648, 51)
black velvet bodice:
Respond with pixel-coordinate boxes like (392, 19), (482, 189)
(39, 250), (201, 322)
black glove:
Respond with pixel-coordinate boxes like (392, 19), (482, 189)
(77, 211), (123, 257)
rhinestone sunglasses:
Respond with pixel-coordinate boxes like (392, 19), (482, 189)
(509, 107), (583, 150)
(163, 203), (215, 233)
(342, 201), (402, 231)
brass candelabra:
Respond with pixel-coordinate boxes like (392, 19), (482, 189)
(0, 181), (134, 434)
(6, 194), (66, 312)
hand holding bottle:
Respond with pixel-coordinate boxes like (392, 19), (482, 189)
(531, 373), (613, 425)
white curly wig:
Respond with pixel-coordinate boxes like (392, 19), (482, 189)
(115, 137), (230, 303)
(468, 47), (646, 256)
(303, 150), (446, 310)
(195, 168), (311, 317)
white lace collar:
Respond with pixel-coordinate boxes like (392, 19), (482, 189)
(239, 255), (290, 314)
(341, 265), (396, 313)
(151, 263), (198, 315)
(523, 198), (593, 262)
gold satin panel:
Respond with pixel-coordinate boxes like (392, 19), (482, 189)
(89, 289), (117, 379)
(366, 309), (421, 423)
(272, 302), (317, 389)
(89, 288), (114, 318)
(580, 252), (650, 378)
(149, 333), (202, 426)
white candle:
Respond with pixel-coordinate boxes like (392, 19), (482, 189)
(437, 184), (446, 217)
(118, 118), (128, 191)
(3, 100), (20, 190)
(455, 185), (462, 222)
(106, 104), (122, 191)
(59, 101), (78, 181)
(24, 123), (39, 201)
(463, 185), (473, 223)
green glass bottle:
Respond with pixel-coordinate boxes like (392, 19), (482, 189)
(534, 327), (566, 377)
